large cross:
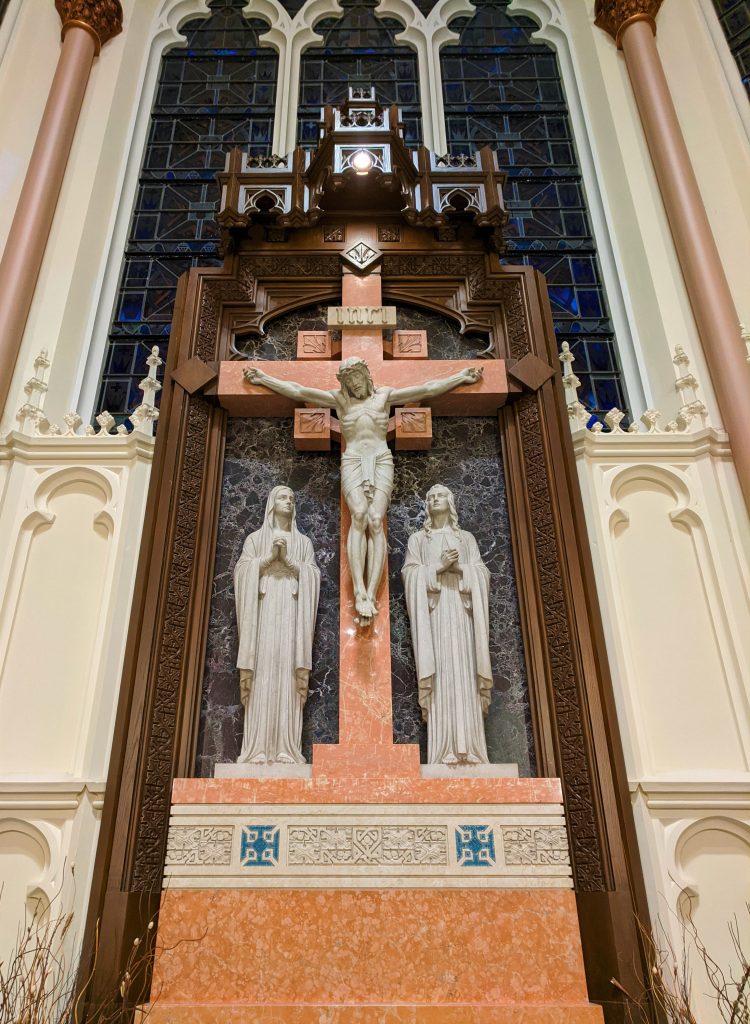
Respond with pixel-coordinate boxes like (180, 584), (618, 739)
(216, 264), (514, 773)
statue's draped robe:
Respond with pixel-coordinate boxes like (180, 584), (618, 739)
(235, 500), (320, 764)
(402, 526), (492, 764)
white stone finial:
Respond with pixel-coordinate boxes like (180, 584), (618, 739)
(604, 408), (626, 434)
(671, 344), (707, 430)
(63, 412), (83, 437)
(558, 342), (589, 432)
(741, 323), (750, 363)
(129, 345), (163, 435)
(640, 409), (662, 434)
(17, 350), (51, 435)
(96, 411), (116, 436)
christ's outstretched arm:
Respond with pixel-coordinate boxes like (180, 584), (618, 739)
(243, 367), (337, 408)
(388, 366), (483, 407)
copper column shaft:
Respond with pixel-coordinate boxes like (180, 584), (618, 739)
(0, 24), (97, 418)
(620, 19), (750, 507)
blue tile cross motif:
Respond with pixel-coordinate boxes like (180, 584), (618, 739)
(240, 825), (280, 867)
(454, 824), (496, 867)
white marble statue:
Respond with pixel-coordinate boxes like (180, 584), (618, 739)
(402, 484), (493, 765)
(234, 486), (320, 764)
(244, 358), (482, 626)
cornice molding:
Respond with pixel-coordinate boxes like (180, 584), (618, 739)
(0, 429), (155, 464)
(55, 0), (123, 55)
(594, 0), (663, 48)
(571, 426), (731, 462)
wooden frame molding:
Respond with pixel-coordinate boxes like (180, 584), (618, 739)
(82, 220), (650, 1019)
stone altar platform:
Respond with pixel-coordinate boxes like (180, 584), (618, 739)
(148, 773), (602, 1022)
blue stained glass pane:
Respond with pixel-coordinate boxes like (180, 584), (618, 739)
(96, 0), (278, 421)
(118, 295), (144, 321)
(711, 1), (750, 98)
(577, 290), (603, 318)
(571, 258), (597, 285)
(441, 0), (629, 418)
(548, 287), (579, 316)
(108, 345), (135, 375)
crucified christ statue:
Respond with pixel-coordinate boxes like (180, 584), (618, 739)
(243, 356), (483, 627)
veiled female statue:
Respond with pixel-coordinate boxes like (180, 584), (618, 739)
(234, 486), (320, 764)
(402, 484), (493, 765)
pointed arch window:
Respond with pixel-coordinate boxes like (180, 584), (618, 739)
(96, 0), (278, 422)
(297, 0), (422, 147)
(441, 0), (628, 418)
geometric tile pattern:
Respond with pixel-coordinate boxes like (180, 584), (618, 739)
(455, 824), (496, 867)
(240, 825), (280, 867)
(164, 805), (572, 888)
(288, 826), (447, 865)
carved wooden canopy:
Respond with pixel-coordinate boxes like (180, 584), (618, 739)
(217, 86), (508, 253)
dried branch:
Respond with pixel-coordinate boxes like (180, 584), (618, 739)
(613, 903), (750, 1024)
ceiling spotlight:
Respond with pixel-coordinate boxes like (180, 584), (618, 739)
(352, 149), (373, 175)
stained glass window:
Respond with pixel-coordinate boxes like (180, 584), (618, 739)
(712, 0), (750, 95)
(297, 0), (422, 147)
(442, 0), (628, 418)
(96, 0), (277, 422)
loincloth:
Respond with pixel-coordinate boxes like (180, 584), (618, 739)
(341, 449), (394, 501)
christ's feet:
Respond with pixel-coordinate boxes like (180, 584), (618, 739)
(354, 591), (377, 626)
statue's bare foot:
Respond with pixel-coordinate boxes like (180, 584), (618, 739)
(355, 592), (376, 626)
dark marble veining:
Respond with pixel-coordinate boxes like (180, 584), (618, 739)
(395, 305), (489, 360)
(196, 417), (339, 776)
(234, 303), (329, 360)
(388, 418), (535, 775)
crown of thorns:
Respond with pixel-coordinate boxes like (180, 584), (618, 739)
(336, 356), (372, 382)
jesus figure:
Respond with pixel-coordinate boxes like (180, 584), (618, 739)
(244, 357), (482, 626)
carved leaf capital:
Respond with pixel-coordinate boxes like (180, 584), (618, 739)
(55, 0), (123, 52)
(594, 0), (662, 46)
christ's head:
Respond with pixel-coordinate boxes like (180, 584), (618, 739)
(337, 356), (374, 399)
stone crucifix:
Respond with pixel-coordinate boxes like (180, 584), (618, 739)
(245, 356), (481, 625)
(217, 255), (511, 633)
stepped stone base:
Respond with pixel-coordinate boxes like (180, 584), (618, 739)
(146, 1005), (603, 1023)
(148, 889), (603, 1022)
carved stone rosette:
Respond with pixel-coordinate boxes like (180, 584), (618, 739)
(55, 0), (123, 54)
(594, 0), (663, 47)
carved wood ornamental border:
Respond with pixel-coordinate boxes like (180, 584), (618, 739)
(82, 229), (650, 1019)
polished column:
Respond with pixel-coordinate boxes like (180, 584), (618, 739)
(595, 0), (750, 512)
(0, 1), (123, 418)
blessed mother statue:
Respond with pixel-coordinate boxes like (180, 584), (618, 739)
(402, 484), (493, 765)
(234, 485), (320, 764)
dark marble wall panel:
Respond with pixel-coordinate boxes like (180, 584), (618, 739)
(388, 421), (534, 775)
(395, 305), (489, 360)
(197, 417), (339, 776)
(199, 300), (532, 775)
(234, 303), (328, 360)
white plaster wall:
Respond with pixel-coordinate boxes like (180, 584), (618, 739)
(574, 420), (750, 1021)
(0, 432), (153, 965)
